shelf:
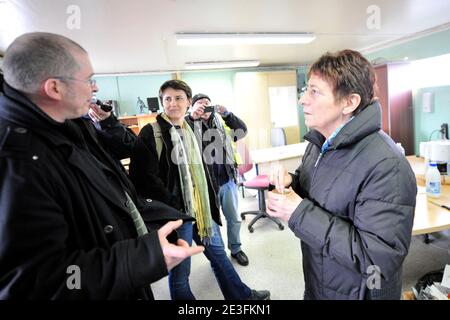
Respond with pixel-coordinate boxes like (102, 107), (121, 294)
(118, 114), (157, 134)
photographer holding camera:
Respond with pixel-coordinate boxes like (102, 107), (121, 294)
(187, 93), (250, 266)
(85, 98), (138, 163)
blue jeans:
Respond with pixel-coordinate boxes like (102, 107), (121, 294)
(168, 221), (252, 300)
(218, 179), (242, 254)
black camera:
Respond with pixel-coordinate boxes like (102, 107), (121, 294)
(91, 98), (113, 112)
(204, 105), (217, 113)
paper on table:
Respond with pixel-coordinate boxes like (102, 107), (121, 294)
(417, 186), (426, 194)
(441, 264), (450, 289)
(429, 284), (449, 300)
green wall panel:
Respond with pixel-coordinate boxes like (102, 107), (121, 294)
(413, 86), (450, 154)
(94, 74), (171, 116)
(181, 71), (235, 110)
(367, 28), (450, 154)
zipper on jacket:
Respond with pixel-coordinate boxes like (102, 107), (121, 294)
(314, 152), (323, 168)
(311, 152), (322, 182)
(311, 147), (335, 182)
(314, 146), (336, 169)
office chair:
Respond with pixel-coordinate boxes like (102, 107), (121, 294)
(238, 143), (284, 233)
(271, 127), (287, 147)
(241, 175), (284, 232)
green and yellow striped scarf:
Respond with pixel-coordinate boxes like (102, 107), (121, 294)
(161, 113), (214, 242)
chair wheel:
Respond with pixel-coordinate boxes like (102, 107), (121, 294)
(279, 225), (284, 230)
(249, 227), (254, 233)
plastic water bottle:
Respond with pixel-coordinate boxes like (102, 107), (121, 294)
(426, 162), (441, 198)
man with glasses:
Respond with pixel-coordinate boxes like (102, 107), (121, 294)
(0, 32), (203, 299)
(54, 76), (97, 86)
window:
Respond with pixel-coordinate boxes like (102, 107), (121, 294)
(268, 86), (298, 127)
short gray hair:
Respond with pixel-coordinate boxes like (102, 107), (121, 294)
(3, 32), (87, 94)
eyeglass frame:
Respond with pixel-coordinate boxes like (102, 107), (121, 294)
(162, 95), (188, 104)
(299, 85), (324, 100)
(53, 76), (97, 87)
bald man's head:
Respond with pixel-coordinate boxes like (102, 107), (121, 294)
(3, 32), (87, 95)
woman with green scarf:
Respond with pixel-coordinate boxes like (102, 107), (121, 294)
(129, 80), (270, 300)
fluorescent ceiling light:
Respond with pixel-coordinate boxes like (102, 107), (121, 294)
(176, 32), (315, 45)
(185, 60), (260, 70)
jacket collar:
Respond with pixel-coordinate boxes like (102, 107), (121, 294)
(156, 113), (176, 132)
(1, 83), (130, 210)
(304, 100), (382, 149)
(0, 83), (78, 147)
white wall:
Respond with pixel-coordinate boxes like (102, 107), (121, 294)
(234, 70), (299, 150)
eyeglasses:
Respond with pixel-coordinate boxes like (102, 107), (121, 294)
(299, 85), (323, 99)
(54, 76), (97, 87)
(163, 96), (187, 104)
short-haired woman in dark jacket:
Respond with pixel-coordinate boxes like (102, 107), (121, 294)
(267, 50), (417, 300)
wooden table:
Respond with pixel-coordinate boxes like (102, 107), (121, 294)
(413, 186), (450, 235)
(407, 156), (450, 236)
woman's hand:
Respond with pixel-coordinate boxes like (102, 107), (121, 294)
(266, 187), (302, 222)
(269, 164), (293, 194)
